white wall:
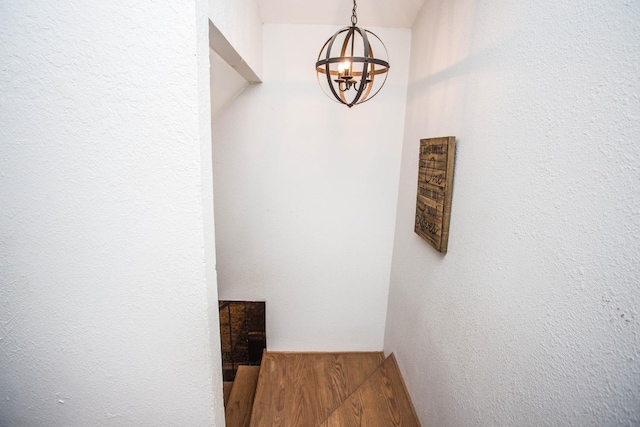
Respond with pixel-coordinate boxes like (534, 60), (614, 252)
(210, 48), (250, 118)
(209, 0), (263, 80)
(384, 0), (640, 426)
(213, 24), (410, 351)
(0, 1), (223, 425)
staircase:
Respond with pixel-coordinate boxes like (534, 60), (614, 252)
(225, 365), (261, 426)
(223, 351), (420, 427)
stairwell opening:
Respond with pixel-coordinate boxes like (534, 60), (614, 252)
(218, 301), (266, 381)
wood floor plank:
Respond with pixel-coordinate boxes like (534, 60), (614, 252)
(223, 381), (233, 407)
(226, 365), (261, 427)
(319, 353), (421, 427)
(249, 352), (384, 427)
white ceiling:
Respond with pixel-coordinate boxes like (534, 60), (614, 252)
(256, 0), (425, 28)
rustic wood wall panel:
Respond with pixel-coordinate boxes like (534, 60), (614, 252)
(414, 136), (456, 253)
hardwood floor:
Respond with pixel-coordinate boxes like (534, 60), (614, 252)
(226, 366), (261, 427)
(249, 352), (385, 427)
(319, 354), (421, 427)
(223, 381), (233, 407)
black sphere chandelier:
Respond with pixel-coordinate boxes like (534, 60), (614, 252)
(315, 0), (390, 108)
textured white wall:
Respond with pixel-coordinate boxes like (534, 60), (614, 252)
(213, 24), (410, 351)
(0, 1), (223, 425)
(209, 0), (263, 79)
(384, 0), (640, 426)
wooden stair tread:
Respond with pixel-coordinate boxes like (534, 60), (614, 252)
(223, 381), (233, 407)
(226, 365), (261, 427)
(249, 351), (385, 427)
(319, 353), (421, 427)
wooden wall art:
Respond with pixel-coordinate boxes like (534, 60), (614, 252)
(414, 136), (456, 253)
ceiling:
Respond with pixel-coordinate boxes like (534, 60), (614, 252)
(256, 0), (425, 28)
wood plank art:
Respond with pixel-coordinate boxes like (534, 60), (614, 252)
(414, 136), (456, 253)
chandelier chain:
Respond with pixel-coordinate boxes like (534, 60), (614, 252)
(351, 0), (357, 26)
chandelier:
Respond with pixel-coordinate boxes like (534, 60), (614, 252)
(315, 0), (390, 108)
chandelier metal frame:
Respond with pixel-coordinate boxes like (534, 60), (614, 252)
(315, 0), (390, 108)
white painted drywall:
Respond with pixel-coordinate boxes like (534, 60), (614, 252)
(209, 0), (263, 80)
(199, 2), (226, 425)
(210, 48), (250, 118)
(0, 1), (223, 425)
(212, 24), (410, 351)
(384, 0), (640, 426)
